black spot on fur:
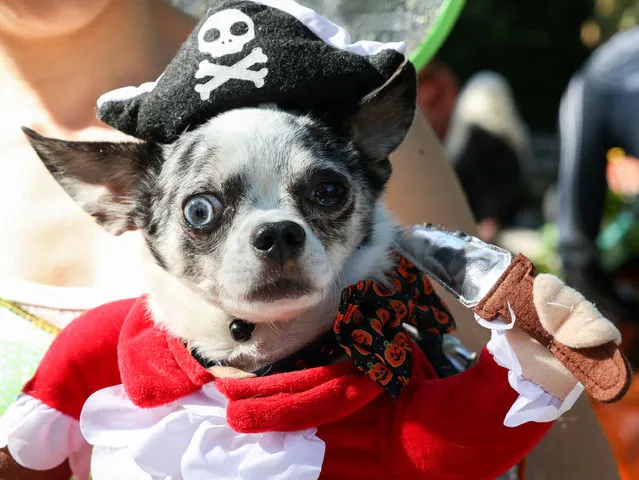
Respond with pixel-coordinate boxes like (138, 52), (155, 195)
(220, 172), (247, 209)
(146, 241), (168, 270)
(176, 138), (202, 175)
(359, 216), (374, 247)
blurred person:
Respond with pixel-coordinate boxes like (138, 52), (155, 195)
(0, 1), (620, 479)
(0, 0), (197, 418)
(416, 57), (460, 141)
(558, 25), (639, 480)
(558, 25), (639, 340)
(444, 71), (533, 244)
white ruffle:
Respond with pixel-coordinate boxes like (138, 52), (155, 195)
(252, 0), (406, 56)
(478, 312), (584, 428)
(97, 76), (161, 108)
(0, 394), (91, 479)
(80, 382), (325, 480)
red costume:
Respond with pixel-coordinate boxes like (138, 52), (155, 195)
(0, 296), (557, 479)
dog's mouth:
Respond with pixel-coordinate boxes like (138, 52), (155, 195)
(246, 278), (313, 302)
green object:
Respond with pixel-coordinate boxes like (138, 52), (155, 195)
(527, 223), (562, 277)
(597, 191), (639, 274)
(410, 0), (465, 71)
(0, 301), (57, 415)
(299, 0), (466, 73)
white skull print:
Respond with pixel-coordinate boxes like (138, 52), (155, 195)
(197, 9), (256, 58)
(195, 9), (269, 100)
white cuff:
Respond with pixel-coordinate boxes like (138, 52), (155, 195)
(80, 382), (325, 480)
(0, 394), (91, 479)
(477, 312), (584, 428)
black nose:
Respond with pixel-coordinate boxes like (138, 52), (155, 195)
(251, 221), (306, 262)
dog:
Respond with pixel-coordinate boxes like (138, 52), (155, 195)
(23, 63), (416, 374)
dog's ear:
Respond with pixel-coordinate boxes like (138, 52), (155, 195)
(22, 127), (158, 235)
(347, 59), (417, 162)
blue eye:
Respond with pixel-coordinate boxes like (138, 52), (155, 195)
(184, 194), (222, 229)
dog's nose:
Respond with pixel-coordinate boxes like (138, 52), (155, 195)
(251, 221), (306, 262)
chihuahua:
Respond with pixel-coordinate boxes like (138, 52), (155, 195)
(23, 63), (416, 374)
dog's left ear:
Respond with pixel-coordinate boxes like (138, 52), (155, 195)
(22, 127), (158, 235)
(347, 59), (417, 162)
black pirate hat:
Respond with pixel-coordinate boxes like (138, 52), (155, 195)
(97, 0), (415, 144)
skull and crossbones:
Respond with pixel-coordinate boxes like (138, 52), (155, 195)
(194, 9), (268, 101)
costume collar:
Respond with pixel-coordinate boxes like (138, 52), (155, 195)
(116, 296), (440, 433)
(117, 297), (214, 409)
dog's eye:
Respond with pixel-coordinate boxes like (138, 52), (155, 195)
(184, 194), (222, 228)
(308, 182), (346, 208)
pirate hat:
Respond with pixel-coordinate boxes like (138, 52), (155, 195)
(97, 0), (414, 144)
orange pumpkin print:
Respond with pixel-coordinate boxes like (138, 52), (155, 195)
(342, 303), (359, 324)
(376, 308), (390, 325)
(373, 282), (395, 297)
(332, 253), (456, 398)
(367, 363), (393, 385)
(352, 308), (364, 325)
(394, 332), (410, 349)
(422, 277), (434, 294)
(390, 300), (408, 320)
(370, 318), (384, 335)
(388, 310), (403, 329)
(398, 258), (418, 283)
(384, 344), (407, 367)
(353, 329), (374, 355)
(432, 307), (450, 325)
(415, 303), (430, 313)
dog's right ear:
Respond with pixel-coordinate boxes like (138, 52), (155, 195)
(22, 127), (159, 235)
(346, 59), (417, 162)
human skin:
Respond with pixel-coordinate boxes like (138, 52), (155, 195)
(0, 0), (619, 478)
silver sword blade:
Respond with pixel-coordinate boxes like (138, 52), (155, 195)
(394, 224), (513, 308)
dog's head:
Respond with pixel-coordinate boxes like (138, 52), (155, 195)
(25, 63), (416, 369)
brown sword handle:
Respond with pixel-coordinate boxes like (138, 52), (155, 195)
(474, 254), (632, 403)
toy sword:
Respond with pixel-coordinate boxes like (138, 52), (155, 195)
(395, 224), (632, 403)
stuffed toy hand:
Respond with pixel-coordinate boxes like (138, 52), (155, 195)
(397, 224), (632, 403)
